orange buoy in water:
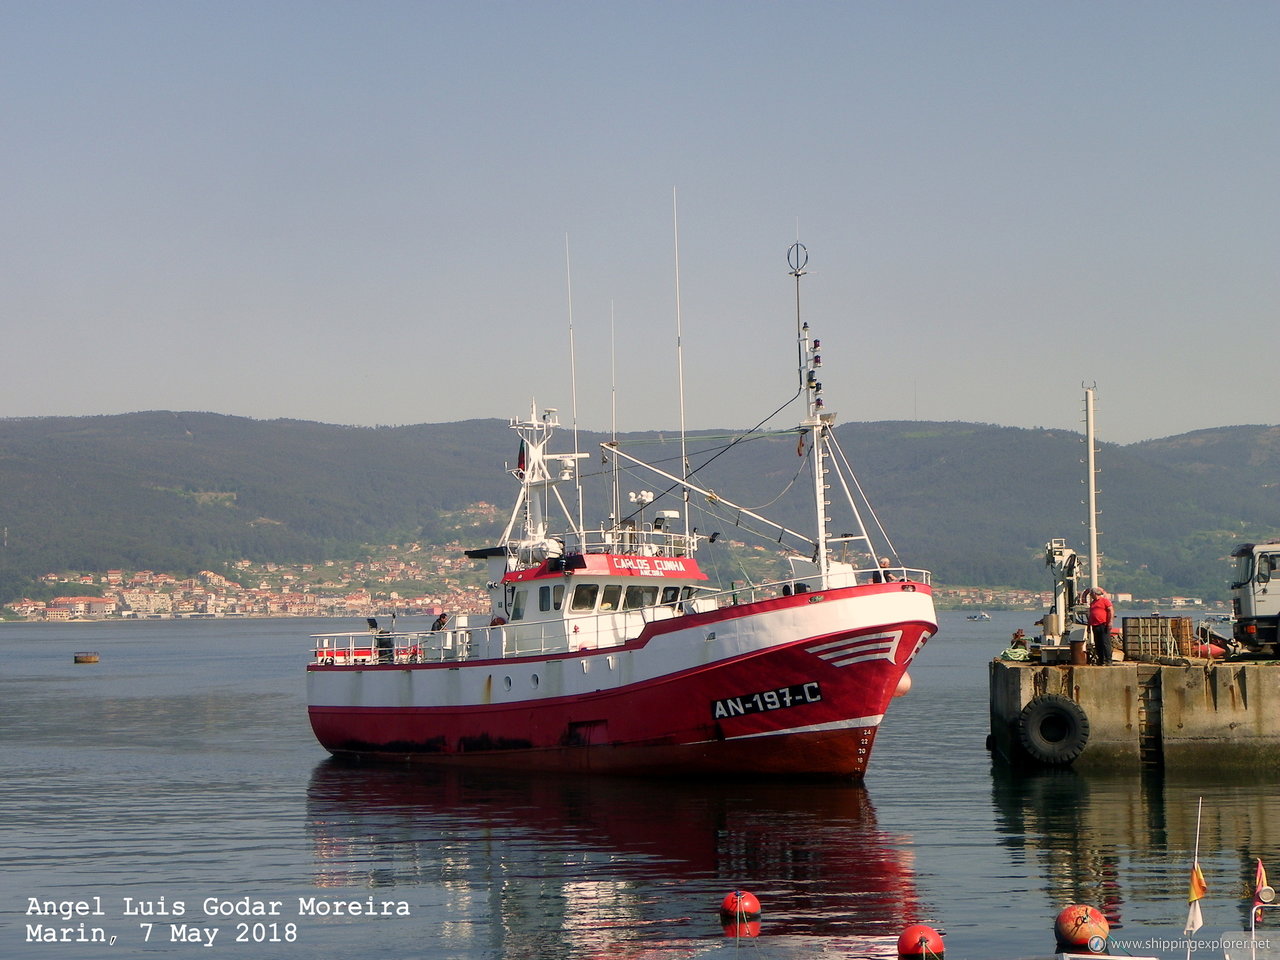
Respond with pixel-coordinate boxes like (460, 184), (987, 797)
(897, 923), (944, 958)
(894, 672), (913, 698)
(719, 890), (761, 939)
(1054, 904), (1109, 951)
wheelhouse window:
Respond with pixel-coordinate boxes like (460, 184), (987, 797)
(599, 584), (622, 611)
(570, 583), (599, 612)
(511, 589), (528, 621)
(661, 586), (680, 605)
(624, 585), (659, 609)
(538, 584), (567, 612)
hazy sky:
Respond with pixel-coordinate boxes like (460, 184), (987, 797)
(3, 1), (1275, 444)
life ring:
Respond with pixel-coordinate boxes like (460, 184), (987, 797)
(490, 616), (507, 627)
(1017, 694), (1090, 765)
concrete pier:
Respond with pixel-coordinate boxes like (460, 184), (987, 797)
(989, 659), (1280, 771)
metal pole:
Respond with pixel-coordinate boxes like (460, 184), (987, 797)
(1085, 385), (1100, 591)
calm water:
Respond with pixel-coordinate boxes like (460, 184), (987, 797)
(2, 612), (1275, 959)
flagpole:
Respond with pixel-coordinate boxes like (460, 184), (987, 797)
(1193, 795), (1203, 863)
(1187, 796), (1203, 960)
(1251, 856), (1271, 960)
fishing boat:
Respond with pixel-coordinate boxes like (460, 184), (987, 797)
(306, 245), (937, 777)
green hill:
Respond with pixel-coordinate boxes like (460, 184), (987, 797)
(1, 413), (1277, 603)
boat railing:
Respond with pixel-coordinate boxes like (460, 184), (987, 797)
(309, 605), (687, 666)
(309, 566), (930, 666)
(717, 566), (932, 606)
(575, 525), (698, 558)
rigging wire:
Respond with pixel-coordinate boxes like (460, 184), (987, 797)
(827, 429), (899, 561)
(612, 387), (804, 528)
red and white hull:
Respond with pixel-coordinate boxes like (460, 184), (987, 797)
(308, 581), (935, 777)
(307, 285), (938, 779)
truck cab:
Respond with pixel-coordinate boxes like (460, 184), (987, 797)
(1230, 540), (1280, 654)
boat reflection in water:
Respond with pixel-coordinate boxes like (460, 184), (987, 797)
(306, 761), (925, 958)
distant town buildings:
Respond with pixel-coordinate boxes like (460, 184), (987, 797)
(6, 542), (489, 622)
(6, 557), (1216, 623)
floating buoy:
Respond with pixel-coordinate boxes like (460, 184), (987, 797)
(721, 917), (761, 938)
(719, 889), (761, 939)
(1054, 904), (1109, 951)
(894, 672), (913, 698)
(897, 923), (944, 958)
(719, 889), (760, 920)
(73, 652), (100, 664)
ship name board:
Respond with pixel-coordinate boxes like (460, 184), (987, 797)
(712, 682), (822, 720)
(609, 556), (696, 576)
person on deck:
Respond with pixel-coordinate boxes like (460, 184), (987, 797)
(1088, 588), (1115, 665)
(872, 557), (897, 583)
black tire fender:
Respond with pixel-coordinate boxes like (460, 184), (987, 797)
(1017, 694), (1090, 765)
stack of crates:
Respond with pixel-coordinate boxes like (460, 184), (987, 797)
(1121, 616), (1194, 658)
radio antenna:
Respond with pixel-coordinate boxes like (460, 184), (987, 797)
(673, 189), (691, 537)
(564, 234), (585, 541)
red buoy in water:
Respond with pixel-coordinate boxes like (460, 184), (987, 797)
(719, 890), (761, 920)
(897, 923), (944, 958)
(1054, 904), (1109, 951)
(722, 918), (761, 938)
(720, 890), (761, 939)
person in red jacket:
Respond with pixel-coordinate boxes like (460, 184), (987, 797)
(1088, 588), (1115, 665)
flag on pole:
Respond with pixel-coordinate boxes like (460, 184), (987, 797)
(1185, 861), (1207, 935)
(1253, 859), (1271, 922)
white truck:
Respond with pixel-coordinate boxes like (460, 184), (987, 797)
(1230, 540), (1280, 654)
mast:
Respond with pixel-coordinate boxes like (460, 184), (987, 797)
(1084, 384), (1100, 591)
(599, 244), (887, 580)
(609, 300), (621, 536)
(565, 235), (586, 549)
(673, 190), (691, 538)
(790, 242), (831, 584)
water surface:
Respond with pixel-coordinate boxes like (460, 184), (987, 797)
(2, 613), (1273, 958)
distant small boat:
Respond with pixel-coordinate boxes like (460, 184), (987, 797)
(966, 611), (991, 621)
(73, 652), (100, 664)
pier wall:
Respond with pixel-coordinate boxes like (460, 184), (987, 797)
(989, 660), (1280, 771)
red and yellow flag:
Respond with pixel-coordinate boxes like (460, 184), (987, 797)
(1188, 862), (1208, 903)
(1185, 862), (1207, 935)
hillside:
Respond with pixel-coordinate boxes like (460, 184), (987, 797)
(1, 413), (1277, 603)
